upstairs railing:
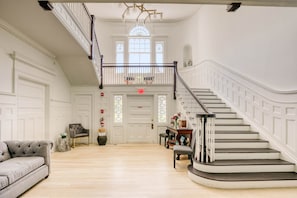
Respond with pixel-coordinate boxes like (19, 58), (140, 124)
(175, 66), (216, 163)
(100, 62), (176, 88)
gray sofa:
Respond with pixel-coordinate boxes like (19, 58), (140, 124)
(0, 140), (52, 198)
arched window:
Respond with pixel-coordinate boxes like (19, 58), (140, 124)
(114, 26), (165, 73)
(129, 26), (151, 72)
(129, 26), (150, 36)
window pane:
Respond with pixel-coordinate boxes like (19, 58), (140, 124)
(155, 41), (164, 73)
(114, 95), (123, 123)
(130, 26), (150, 36)
(158, 95), (167, 123)
(116, 41), (124, 73)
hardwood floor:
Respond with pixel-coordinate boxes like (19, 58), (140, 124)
(22, 144), (297, 198)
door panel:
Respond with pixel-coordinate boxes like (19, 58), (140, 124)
(72, 94), (92, 142)
(127, 95), (154, 143)
(17, 79), (45, 140)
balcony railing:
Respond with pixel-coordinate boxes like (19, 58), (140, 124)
(51, 2), (102, 84)
(101, 63), (176, 87)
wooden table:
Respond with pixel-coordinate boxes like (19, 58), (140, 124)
(166, 127), (193, 149)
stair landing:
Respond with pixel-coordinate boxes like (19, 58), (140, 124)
(188, 165), (297, 189)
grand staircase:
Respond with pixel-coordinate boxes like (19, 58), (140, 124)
(185, 88), (297, 188)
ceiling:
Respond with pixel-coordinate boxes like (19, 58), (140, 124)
(52, 0), (297, 7)
(85, 3), (201, 23)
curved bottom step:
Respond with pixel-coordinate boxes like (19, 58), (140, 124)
(188, 165), (297, 189)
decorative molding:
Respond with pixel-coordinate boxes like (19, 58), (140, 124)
(10, 51), (56, 76)
(52, 3), (91, 56)
(0, 18), (55, 59)
(184, 59), (297, 94)
(50, 99), (71, 104)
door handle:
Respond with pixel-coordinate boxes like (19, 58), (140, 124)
(151, 123), (154, 129)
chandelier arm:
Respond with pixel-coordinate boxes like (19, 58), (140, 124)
(121, 2), (162, 24)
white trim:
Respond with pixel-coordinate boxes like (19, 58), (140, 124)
(188, 171), (297, 189)
(11, 51), (56, 76)
(193, 161), (294, 173)
(182, 59), (297, 98)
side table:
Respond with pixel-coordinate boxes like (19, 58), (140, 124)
(57, 137), (71, 152)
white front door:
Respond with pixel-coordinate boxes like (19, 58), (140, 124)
(127, 95), (154, 143)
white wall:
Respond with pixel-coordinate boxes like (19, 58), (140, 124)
(0, 18), (72, 145)
(178, 5), (297, 162)
(180, 5), (297, 91)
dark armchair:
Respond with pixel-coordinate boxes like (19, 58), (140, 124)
(173, 130), (196, 168)
(69, 123), (90, 148)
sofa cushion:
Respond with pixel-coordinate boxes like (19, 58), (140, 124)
(0, 156), (44, 184)
(0, 142), (11, 162)
(0, 176), (8, 190)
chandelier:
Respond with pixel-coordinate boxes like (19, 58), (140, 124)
(120, 3), (163, 24)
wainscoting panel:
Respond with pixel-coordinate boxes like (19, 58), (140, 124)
(0, 104), (16, 140)
(17, 79), (46, 140)
(180, 60), (297, 162)
(51, 101), (72, 146)
(112, 126), (124, 144)
(72, 94), (93, 142)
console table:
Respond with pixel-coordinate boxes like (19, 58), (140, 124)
(166, 127), (193, 149)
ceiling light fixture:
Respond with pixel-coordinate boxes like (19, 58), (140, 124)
(121, 3), (163, 24)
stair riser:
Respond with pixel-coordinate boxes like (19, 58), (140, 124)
(196, 95), (218, 99)
(193, 162), (295, 173)
(215, 134), (259, 139)
(215, 113), (237, 118)
(193, 92), (213, 95)
(215, 153), (280, 160)
(215, 119), (243, 124)
(215, 125), (250, 131)
(215, 142), (269, 149)
(200, 99), (222, 103)
(209, 108), (231, 112)
(204, 103), (226, 107)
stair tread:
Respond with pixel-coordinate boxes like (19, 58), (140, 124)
(216, 148), (279, 153)
(216, 139), (268, 142)
(202, 159), (294, 166)
(213, 112), (236, 114)
(209, 107), (230, 109)
(188, 165), (297, 181)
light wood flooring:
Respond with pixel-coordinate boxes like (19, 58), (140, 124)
(22, 144), (297, 198)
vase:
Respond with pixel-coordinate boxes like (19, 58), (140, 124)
(97, 135), (107, 145)
(174, 120), (179, 129)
